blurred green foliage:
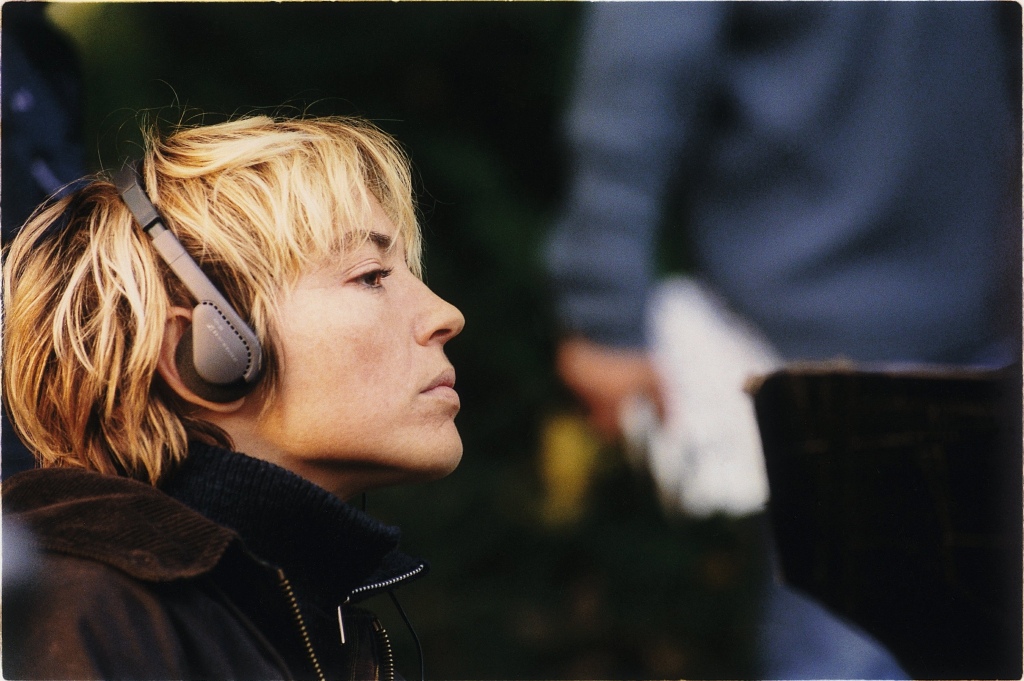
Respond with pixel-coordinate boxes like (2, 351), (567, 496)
(40, 3), (761, 678)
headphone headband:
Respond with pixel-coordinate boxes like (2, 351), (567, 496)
(113, 163), (161, 231)
(113, 162), (263, 401)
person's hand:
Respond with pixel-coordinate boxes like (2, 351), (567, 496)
(555, 336), (665, 442)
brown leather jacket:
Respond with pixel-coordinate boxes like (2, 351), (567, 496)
(3, 464), (424, 680)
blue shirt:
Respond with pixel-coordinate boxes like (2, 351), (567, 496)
(547, 2), (1018, 363)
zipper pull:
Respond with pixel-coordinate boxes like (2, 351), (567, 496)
(337, 605), (347, 645)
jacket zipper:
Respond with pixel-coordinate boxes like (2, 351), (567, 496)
(346, 563), (426, 602)
(372, 617), (396, 681)
(278, 568), (327, 681)
(339, 563), (424, 681)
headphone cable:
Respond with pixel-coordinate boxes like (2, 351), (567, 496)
(388, 590), (424, 681)
(361, 493), (423, 680)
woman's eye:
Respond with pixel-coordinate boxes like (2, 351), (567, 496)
(358, 268), (393, 288)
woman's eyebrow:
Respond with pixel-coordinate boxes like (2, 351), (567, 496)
(367, 231), (393, 250)
(344, 230), (394, 252)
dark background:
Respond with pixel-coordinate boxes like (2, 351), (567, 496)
(6, 2), (770, 678)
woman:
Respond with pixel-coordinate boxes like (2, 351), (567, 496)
(2, 116), (464, 680)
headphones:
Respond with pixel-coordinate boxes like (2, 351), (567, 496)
(113, 163), (263, 403)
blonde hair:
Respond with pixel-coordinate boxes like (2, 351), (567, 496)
(3, 115), (422, 484)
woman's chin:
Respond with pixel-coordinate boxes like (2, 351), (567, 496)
(407, 439), (464, 483)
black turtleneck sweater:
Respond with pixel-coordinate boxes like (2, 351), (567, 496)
(161, 442), (426, 613)
(161, 443), (428, 679)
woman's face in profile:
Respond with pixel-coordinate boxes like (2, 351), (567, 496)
(247, 201), (465, 498)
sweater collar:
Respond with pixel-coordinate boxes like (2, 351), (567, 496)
(160, 442), (425, 606)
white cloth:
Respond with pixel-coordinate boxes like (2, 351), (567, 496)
(620, 276), (782, 517)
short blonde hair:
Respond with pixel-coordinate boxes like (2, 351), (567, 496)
(3, 115), (422, 484)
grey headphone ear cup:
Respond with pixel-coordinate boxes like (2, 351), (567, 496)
(174, 324), (255, 403)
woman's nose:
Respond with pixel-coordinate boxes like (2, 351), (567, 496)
(418, 284), (465, 346)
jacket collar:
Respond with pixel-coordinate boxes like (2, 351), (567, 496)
(3, 466), (235, 581)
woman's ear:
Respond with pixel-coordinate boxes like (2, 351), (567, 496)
(157, 307), (246, 413)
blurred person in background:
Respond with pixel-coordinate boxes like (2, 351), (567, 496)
(546, 3), (1019, 678)
(3, 116), (464, 680)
